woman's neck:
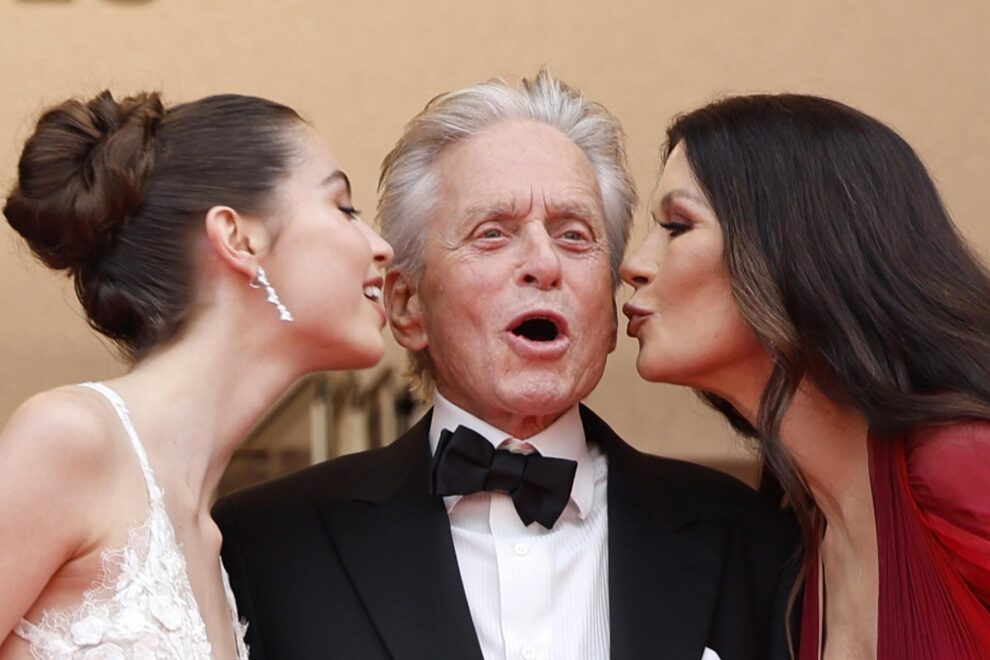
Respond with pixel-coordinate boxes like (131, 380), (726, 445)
(103, 314), (303, 515)
(722, 378), (874, 545)
(717, 375), (879, 658)
(777, 384), (873, 544)
(780, 386), (878, 660)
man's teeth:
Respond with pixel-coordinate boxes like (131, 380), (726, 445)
(363, 285), (382, 301)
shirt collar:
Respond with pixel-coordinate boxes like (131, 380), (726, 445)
(429, 391), (594, 519)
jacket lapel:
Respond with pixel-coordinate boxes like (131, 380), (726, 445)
(316, 406), (729, 659)
(582, 407), (728, 660)
(316, 412), (484, 660)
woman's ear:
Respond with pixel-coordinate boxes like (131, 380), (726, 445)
(385, 270), (428, 351)
(203, 206), (270, 278)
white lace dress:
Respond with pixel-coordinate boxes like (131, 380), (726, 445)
(14, 382), (250, 659)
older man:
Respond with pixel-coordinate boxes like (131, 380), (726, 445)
(214, 71), (796, 660)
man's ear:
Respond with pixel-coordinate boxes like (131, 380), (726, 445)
(203, 205), (269, 278)
(385, 269), (429, 351)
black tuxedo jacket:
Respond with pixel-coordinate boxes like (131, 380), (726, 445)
(214, 407), (797, 660)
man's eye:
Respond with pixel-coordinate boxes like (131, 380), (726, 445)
(480, 228), (505, 239)
(561, 230), (588, 241)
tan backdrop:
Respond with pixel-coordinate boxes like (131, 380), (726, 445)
(2, 0), (988, 477)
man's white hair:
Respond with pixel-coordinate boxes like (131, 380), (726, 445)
(377, 69), (637, 394)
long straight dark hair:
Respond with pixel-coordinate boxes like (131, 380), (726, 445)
(665, 93), (990, 630)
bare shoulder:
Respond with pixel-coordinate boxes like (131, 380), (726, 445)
(0, 386), (121, 493)
(0, 387), (129, 634)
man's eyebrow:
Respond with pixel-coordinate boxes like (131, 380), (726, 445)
(463, 199), (529, 222)
(321, 170), (352, 196)
(543, 199), (600, 220)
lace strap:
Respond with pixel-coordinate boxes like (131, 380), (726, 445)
(12, 616), (52, 648)
(79, 382), (162, 503)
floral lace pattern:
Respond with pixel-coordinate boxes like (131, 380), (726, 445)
(14, 383), (249, 659)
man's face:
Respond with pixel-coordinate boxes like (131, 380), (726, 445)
(403, 120), (616, 437)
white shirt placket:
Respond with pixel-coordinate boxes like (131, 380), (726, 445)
(491, 493), (553, 660)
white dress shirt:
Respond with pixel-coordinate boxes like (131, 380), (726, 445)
(430, 392), (610, 660)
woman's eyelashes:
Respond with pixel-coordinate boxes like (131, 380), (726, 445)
(659, 220), (691, 237)
(338, 205), (361, 220)
(654, 200), (697, 238)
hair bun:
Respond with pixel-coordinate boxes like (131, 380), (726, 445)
(3, 90), (164, 271)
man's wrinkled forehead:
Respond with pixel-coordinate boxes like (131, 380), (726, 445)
(462, 192), (604, 226)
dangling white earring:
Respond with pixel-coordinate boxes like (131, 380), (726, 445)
(250, 266), (294, 322)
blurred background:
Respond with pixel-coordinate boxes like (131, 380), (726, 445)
(2, 0), (988, 492)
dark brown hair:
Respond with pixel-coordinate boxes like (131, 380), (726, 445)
(4, 91), (304, 359)
(664, 93), (990, 633)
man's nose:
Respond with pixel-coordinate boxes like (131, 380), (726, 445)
(517, 225), (562, 290)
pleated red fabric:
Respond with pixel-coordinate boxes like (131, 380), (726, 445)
(799, 421), (990, 660)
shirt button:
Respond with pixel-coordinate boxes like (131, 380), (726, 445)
(513, 543), (529, 556)
(521, 646), (537, 660)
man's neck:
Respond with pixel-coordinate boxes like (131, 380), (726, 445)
(433, 389), (572, 439)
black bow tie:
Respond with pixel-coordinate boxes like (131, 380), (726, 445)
(430, 425), (578, 529)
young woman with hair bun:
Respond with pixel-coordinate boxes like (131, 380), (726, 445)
(0, 90), (393, 658)
(621, 95), (990, 659)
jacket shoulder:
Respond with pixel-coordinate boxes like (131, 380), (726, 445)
(214, 410), (432, 524)
(219, 434), (423, 514)
(639, 451), (784, 524)
(582, 405), (781, 526)
(583, 411), (787, 545)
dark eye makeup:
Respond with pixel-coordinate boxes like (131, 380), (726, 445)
(338, 205), (361, 220)
(659, 220), (691, 237)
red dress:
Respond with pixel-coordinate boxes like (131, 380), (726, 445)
(799, 421), (990, 659)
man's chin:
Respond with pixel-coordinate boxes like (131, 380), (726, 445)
(494, 374), (591, 416)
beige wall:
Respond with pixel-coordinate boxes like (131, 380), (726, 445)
(2, 0), (988, 474)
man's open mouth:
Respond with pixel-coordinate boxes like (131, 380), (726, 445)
(509, 315), (565, 342)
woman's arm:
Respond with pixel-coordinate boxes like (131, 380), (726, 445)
(0, 390), (112, 640)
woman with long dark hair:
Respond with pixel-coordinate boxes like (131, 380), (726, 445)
(620, 95), (990, 659)
(0, 91), (393, 658)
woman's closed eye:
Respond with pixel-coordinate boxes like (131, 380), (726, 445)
(659, 220), (691, 237)
(338, 205), (361, 221)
